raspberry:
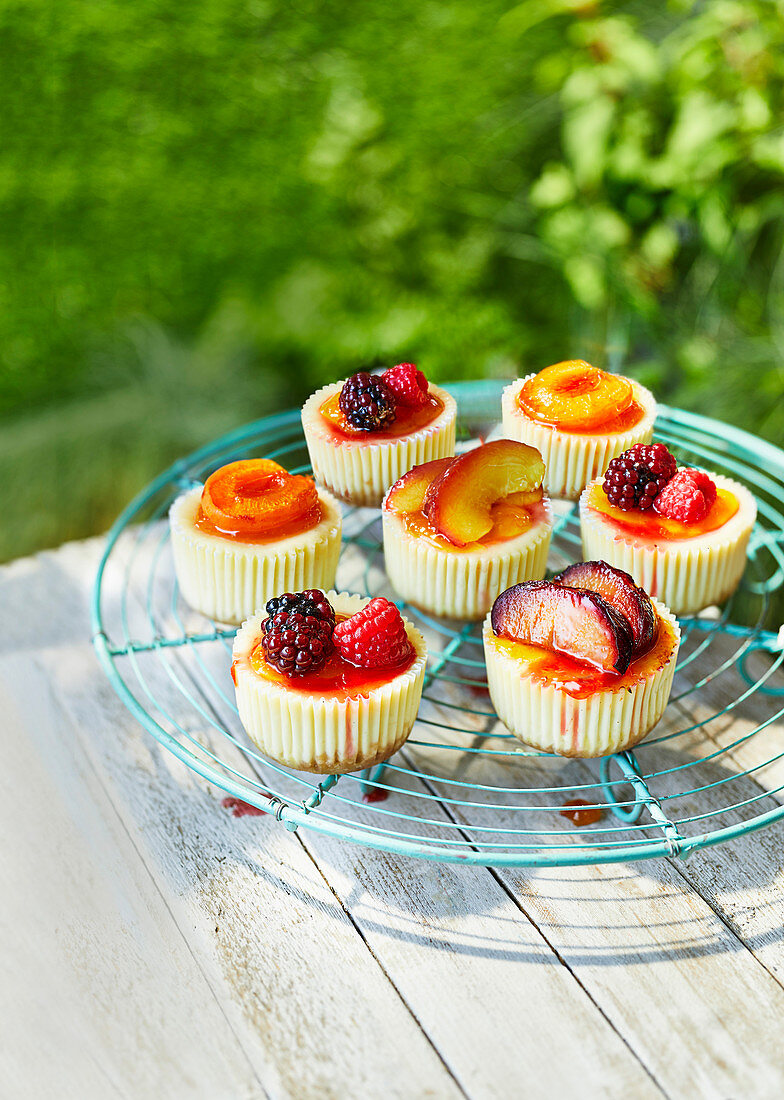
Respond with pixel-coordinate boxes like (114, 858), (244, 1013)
(263, 589), (335, 630)
(339, 372), (396, 431)
(603, 443), (677, 511)
(381, 362), (429, 408)
(333, 597), (413, 669)
(261, 608), (333, 675)
(654, 468), (717, 524)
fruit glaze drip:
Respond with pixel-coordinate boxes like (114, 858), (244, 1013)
(242, 591), (416, 701)
(489, 562), (675, 700)
(518, 360), (646, 434)
(321, 363), (444, 440)
(384, 440), (547, 549)
(195, 459), (322, 542)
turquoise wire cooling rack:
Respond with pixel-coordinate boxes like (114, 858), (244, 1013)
(91, 380), (784, 866)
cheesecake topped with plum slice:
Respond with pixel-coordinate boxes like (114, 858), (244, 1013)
(501, 360), (656, 499)
(483, 561), (680, 757)
(382, 440), (553, 620)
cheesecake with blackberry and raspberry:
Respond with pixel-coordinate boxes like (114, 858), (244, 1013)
(580, 443), (756, 615)
(382, 440), (553, 620)
(502, 360), (656, 499)
(232, 590), (427, 773)
(170, 459), (341, 624)
(302, 363), (457, 507)
(483, 563), (680, 757)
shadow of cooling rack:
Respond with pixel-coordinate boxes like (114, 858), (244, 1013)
(91, 380), (784, 867)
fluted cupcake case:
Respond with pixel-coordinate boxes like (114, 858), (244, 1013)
(501, 377), (656, 500)
(483, 601), (680, 758)
(579, 474), (757, 616)
(382, 498), (553, 621)
(232, 593), (427, 773)
(301, 382), (457, 507)
(170, 485), (342, 625)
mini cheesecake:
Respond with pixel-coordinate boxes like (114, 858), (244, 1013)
(302, 368), (456, 507)
(232, 593), (427, 773)
(502, 361), (655, 500)
(580, 473), (757, 615)
(170, 460), (342, 625)
(382, 442), (553, 621)
(483, 568), (680, 757)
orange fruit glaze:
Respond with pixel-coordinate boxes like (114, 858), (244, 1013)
(242, 616), (416, 700)
(196, 459), (322, 542)
(319, 390), (444, 441)
(487, 612), (677, 701)
(584, 481), (739, 543)
(397, 494), (549, 553)
(518, 360), (645, 434)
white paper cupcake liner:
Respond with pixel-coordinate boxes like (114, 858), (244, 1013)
(301, 381), (457, 507)
(170, 486), (342, 625)
(232, 593), (427, 773)
(382, 501), (553, 621)
(483, 600), (680, 758)
(579, 474), (757, 615)
(501, 377), (656, 500)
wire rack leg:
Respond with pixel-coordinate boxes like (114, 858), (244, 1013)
(600, 751), (686, 858)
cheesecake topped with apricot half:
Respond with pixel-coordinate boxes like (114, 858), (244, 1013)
(502, 360), (655, 499)
(169, 459), (341, 625)
(302, 363), (456, 507)
(580, 443), (757, 615)
(483, 562), (680, 757)
(382, 439), (553, 620)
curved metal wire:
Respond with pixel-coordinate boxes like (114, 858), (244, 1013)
(91, 381), (784, 866)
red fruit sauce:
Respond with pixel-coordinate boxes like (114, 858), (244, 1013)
(222, 797), (266, 817)
(560, 798), (604, 827)
(319, 390), (444, 441)
(487, 613), (677, 701)
(585, 481), (738, 542)
(244, 615), (416, 701)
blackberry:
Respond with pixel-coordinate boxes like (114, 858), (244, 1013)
(603, 443), (677, 511)
(261, 609), (334, 675)
(263, 589), (335, 631)
(339, 372), (397, 431)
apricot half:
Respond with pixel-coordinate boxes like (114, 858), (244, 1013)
(520, 361), (633, 430)
(384, 458), (456, 514)
(423, 440), (545, 546)
(202, 459), (318, 536)
(491, 580), (633, 674)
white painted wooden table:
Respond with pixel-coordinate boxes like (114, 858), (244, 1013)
(4, 536), (784, 1100)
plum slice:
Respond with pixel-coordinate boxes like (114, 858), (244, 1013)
(553, 561), (656, 656)
(491, 580), (634, 674)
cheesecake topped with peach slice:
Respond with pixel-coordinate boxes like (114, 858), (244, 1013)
(502, 360), (656, 500)
(483, 562), (680, 757)
(382, 440), (553, 621)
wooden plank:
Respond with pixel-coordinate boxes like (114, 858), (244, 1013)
(0, 546), (465, 1100)
(101, 533), (666, 1100)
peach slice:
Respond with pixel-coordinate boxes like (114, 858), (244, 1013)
(423, 440), (545, 546)
(520, 361), (633, 430)
(384, 458), (456, 514)
(491, 580), (633, 674)
(554, 560), (656, 656)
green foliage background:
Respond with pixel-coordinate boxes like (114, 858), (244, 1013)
(3, 0), (784, 560)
